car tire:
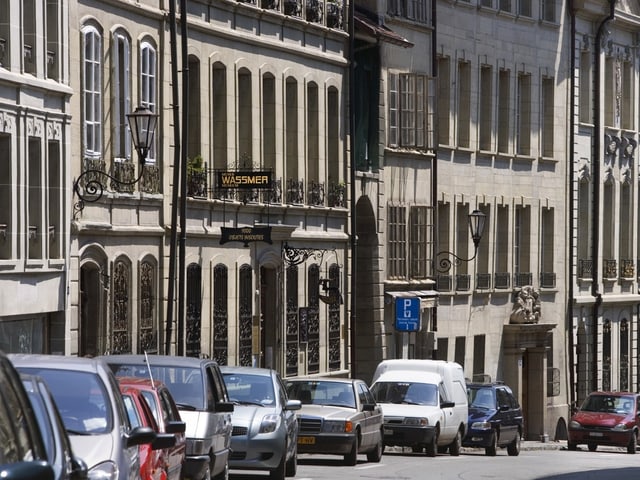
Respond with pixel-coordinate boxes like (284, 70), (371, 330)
(587, 443), (597, 452)
(425, 429), (438, 457)
(270, 453), (286, 480)
(285, 445), (297, 477)
(449, 430), (461, 456)
(628, 433), (637, 454)
(485, 431), (498, 456)
(567, 442), (577, 451)
(366, 433), (383, 463)
(411, 446), (423, 453)
(344, 436), (359, 466)
(507, 433), (521, 457)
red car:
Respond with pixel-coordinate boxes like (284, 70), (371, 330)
(568, 391), (640, 454)
(120, 377), (187, 480)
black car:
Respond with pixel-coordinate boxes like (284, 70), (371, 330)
(0, 350), (55, 480)
(461, 382), (523, 456)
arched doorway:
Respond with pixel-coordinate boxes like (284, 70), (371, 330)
(79, 260), (107, 357)
(260, 265), (280, 371)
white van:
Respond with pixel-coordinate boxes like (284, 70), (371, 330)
(370, 359), (468, 456)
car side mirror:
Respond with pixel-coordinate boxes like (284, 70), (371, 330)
(151, 433), (177, 451)
(70, 456), (89, 480)
(215, 401), (235, 413)
(126, 426), (157, 447)
(166, 420), (187, 434)
(362, 403), (375, 412)
(285, 399), (302, 411)
(0, 461), (55, 480)
(441, 401), (455, 409)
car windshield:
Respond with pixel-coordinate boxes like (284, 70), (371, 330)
(581, 394), (634, 414)
(19, 367), (112, 435)
(287, 381), (355, 408)
(110, 364), (205, 410)
(223, 373), (275, 407)
(370, 381), (438, 406)
(468, 387), (496, 409)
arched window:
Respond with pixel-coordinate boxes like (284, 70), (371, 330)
(328, 263), (341, 371)
(139, 259), (157, 353)
(620, 319), (629, 391)
(186, 263), (202, 357)
(602, 319), (611, 391)
(139, 40), (157, 162)
(213, 264), (228, 365)
(112, 257), (132, 354)
(307, 264), (320, 373)
(112, 30), (131, 161)
(239, 265), (253, 366)
(82, 24), (102, 158)
(285, 265), (299, 376)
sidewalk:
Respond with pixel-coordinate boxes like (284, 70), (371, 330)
(387, 440), (565, 455)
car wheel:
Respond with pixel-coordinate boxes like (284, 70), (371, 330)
(567, 442), (577, 451)
(270, 453), (286, 480)
(366, 433), (383, 463)
(587, 443), (597, 452)
(507, 433), (521, 456)
(449, 430), (461, 456)
(425, 428), (438, 457)
(344, 435), (359, 466)
(211, 462), (228, 480)
(285, 444), (297, 477)
(485, 431), (498, 457)
(627, 432), (637, 454)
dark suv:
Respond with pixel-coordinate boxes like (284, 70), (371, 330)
(462, 382), (523, 456)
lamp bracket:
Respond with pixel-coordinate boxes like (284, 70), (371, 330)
(436, 249), (478, 273)
(282, 242), (334, 267)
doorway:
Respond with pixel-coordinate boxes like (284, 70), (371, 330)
(79, 262), (106, 357)
(260, 266), (280, 370)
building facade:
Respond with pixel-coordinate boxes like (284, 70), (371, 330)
(0, 1), (71, 355)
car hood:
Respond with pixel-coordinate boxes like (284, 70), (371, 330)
(298, 404), (355, 420)
(69, 433), (114, 469)
(231, 404), (279, 427)
(572, 411), (628, 426)
(468, 406), (497, 422)
(377, 402), (441, 419)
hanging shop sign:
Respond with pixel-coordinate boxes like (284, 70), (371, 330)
(217, 170), (273, 189)
(220, 226), (272, 246)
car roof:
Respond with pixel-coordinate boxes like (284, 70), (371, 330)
(587, 391), (638, 396)
(219, 366), (276, 377)
(372, 370), (442, 384)
(9, 354), (109, 374)
(467, 382), (508, 389)
(100, 354), (218, 369)
(285, 377), (361, 385)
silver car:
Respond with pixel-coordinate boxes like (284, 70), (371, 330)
(102, 355), (234, 480)
(220, 366), (300, 479)
(285, 378), (384, 466)
(10, 354), (156, 480)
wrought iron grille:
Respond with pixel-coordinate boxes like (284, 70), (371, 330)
(186, 264), (202, 357)
(328, 264), (341, 371)
(285, 266), (299, 376)
(603, 259), (617, 279)
(239, 265), (253, 366)
(476, 273), (491, 290)
(139, 261), (157, 353)
(213, 265), (228, 365)
(578, 259), (592, 278)
(455, 274), (470, 291)
(620, 259), (634, 278)
(307, 265), (320, 374)
(540, 272), (556, 288)
(514, 272), (533, 288)
(112, 260), (131, 354)
(112, 161), (136, 193)
(436, 274), (452, 291)
(620, 319), (629, 391)
(494, 272), (510, 289)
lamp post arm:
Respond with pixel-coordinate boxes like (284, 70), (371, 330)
(436, 248), (479, 273)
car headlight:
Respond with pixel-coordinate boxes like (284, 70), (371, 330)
(186, 438), (207, 455)
(88, 460), (118, 480)
(471, 421), (492, 430)
(569, 420), (581, 429)
(322, 420), (353, 433)
(613, 423), (630, 431)
(403, 417), (428, 426)
(260, 414), (281, 433)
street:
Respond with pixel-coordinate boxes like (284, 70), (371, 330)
(231, 446), (640, 480)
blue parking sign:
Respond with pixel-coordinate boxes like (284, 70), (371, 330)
(395, 297), (420, 332)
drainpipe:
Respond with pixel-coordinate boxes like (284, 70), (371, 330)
(431, 0), (438, 359)
(592, 1), (616, 389)
(567, 0), (576, 411)
(348, 0), (357, 379)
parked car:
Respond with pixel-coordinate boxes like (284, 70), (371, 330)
(220, 366), (300, 479)
(284, 377), (384, 466)
(20, 373), (89, 480)
(118, 377), (186, 480)
(369, 360), (468, 457)
(102, 355), (234, 480)
(568, 391), (640, 454)
(461, 382), (523, 456)
(120, 382), (180, 480)
(0, 350), (56, 480)
(10, 354), (157, 480)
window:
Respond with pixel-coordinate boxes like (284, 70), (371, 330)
(455, 203), (470, 275)
(46, 0), (60, 80)
(457, 61), (471, 148)
(541, 76), (554, 157)
(238, 69), (252, 160)
(541, 207), (555, 286)
(327, 87), (340, 189)
(495, 204), (509, 278)
(516, 73), (531, 155)
(387, 0), (430, 24)
(579, 50), (592, 124)
(28, 137), (42, 260)
(514, 205), (531, 279)
(604, 57), (614, 127)
(388, 205), (407, 279)
(499, 0), (512, 12)
(454, 336), (465, 369)
(410, 206), (433, 279)
(23, 0), (36, 75)
(473, 335), (486, 379)
(518, 0), (531, 17)
(0, 2), (11, 69)
(140, 41), (157, 162)
(285, 77), (298, 190)
(213, 264), (228, 365)
(82, 25), (102, 158)
(187, 56), (201, 162)
(212, 63), (227, 170)
(479, 65), (493, 151)
(112, 31), (131, 161)
(307, 82), (319, 192)
(139, 260), (157, 353)
(112, 258), (132, 354)
(186, 264), (202, 357)
(497, 69), (510, 153)
(389, 72), (433, 149)
(621, 60), (633, 130)
(48, 141), (62, 259)
(542, 0), (556, 22)
(437, 57), (451, 145)
(239, 265), (253, 367)
(263, 74), (276, 172)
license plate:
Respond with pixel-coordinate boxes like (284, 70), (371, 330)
(589, 432), (603, 437)
(298, 436), (316, 445)
(384, 428), (393, 435)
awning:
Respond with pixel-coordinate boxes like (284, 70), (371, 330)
(386, 290), (438, 309)
(354, 12), (414, 48)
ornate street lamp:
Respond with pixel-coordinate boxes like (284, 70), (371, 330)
(73, 105), (158, 217)
(437, 209), (486, 273)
